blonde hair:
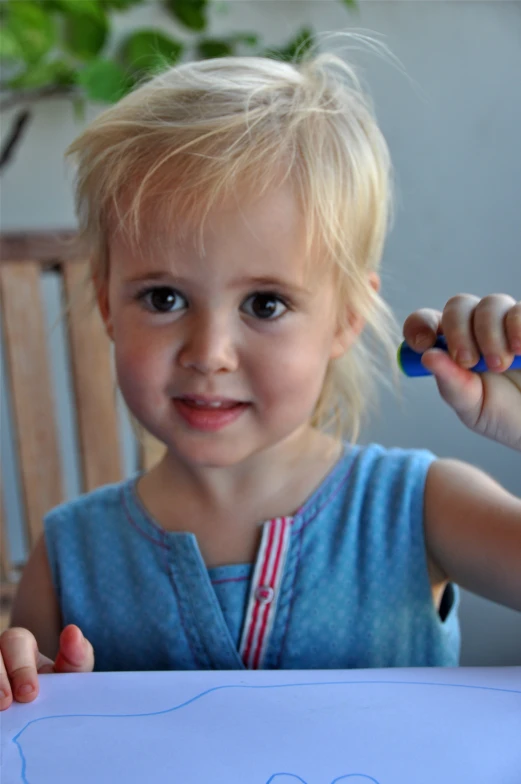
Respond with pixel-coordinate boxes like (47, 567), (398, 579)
(67, 48), (400, 442)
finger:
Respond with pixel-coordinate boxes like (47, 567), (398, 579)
(53, 625), (95, 673)
(421, 348), (483, 426)
(402, 308), (443, 351)
(504, 300), (521, 355)
(472, 294), (517, 371)
(36, 650), (56, 675)
(0, 628), (40, 704)
(440, 294), (481, 368)
(0, 652), (13, 710)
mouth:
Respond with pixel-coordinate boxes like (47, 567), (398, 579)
(173, 395), (250, 432)
(178, 395), (246, 409)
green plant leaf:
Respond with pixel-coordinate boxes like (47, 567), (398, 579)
(78, 58), (132, 102)
(120, 29), (183, 77)
(0, 25), (23, 59)
(5, 1), (56, 63)
(196, 31), (260, 60)
(264, 27), (315, 63)
(99, 0), (144, 9)
(46, 0), (105, 20)
(165, 0), (208, 32)
(340, 0), (358, 7)
(7, 58), (77, 89)
(44, 0), (143, 13)
(231, 32), (259, 48)
(196, 38), (233, 59)
(64, 4), (109, 60)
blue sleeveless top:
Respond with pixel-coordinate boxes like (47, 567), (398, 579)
(44, 443), (460, 671)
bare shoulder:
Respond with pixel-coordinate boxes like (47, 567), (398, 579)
(424, 458), (521, 610)
(10, 535), (62, 660)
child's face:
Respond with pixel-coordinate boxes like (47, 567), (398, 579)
(99, 183), (358, 468)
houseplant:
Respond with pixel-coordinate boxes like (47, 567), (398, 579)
(0, 0), (356, 171)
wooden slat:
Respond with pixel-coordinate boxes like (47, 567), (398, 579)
(0, 477), (11, 582)
(0, 582), (17, 633)
(0, 231), (82, 264)
(63, 262), (123, 491)
(0, 477), (18, 633)
(0, 262), (63, 549)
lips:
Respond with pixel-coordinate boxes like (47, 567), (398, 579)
(180, 396), (243, 410)
(173, 396), (249, 431)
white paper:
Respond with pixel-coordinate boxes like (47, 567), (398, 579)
(1, 667), (520, 784)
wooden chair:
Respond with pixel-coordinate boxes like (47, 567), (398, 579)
(0, 231), (164, 631)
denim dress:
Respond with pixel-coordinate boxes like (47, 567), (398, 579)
(44, 443), (460, 672)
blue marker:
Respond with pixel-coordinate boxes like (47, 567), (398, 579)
(398, 335), (521, 377)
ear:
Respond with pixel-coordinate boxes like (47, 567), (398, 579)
(330, 272), (381, 360)
(93, 275), (114, 341)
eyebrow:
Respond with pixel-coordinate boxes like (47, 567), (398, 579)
(125, 271), (172, 284)
(230, 275), (311, 293)
(124, 272), (311, 294)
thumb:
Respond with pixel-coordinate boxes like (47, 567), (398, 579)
(421, 348), (484, 426)
(53, 625), (95, 673)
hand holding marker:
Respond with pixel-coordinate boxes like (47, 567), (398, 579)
(398, 335), (521, 377)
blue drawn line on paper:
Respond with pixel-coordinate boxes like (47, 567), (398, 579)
(11, 678), (521, 783)
(266, 774), (381, 783)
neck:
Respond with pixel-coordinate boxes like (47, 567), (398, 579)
(139, 427), (342, 524)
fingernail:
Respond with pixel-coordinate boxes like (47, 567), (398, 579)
(0, 689), (8, 700)
(17, 683), (35, 697)
(455, 350), (473, 365)
(485, 354), (502, 369)
(454, 349), (472, 365)
(414, 331), (431, 347)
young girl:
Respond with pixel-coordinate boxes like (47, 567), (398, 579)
(1, 53), (520, 709)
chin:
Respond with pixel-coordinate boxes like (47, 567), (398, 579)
(167, 436), (256, 469)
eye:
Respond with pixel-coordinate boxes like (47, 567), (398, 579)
(241, 292), (288, 320)
(139, 287), (187, 314)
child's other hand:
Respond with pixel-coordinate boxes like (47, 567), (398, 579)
(403, 294), (521, 450)
(0, 624), (94, 710)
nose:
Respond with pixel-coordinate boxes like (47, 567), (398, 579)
(178, 311), (239, 375)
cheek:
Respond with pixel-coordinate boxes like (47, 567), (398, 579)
(251, 327), (332, 407)
(113, 328), (169, 409)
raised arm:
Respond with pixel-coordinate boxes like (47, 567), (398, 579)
(404, 293), (521, 610)
(424, 459), (521, 611)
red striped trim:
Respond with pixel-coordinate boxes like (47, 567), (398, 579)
(240, 516), (291, 669)
(252, 519), (286, 669)
(241, 520), (277, 666)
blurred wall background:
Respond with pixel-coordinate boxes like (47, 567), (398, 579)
(1, 1), (520, 664)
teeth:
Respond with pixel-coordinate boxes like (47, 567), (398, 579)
(193, 400), (224, 407)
